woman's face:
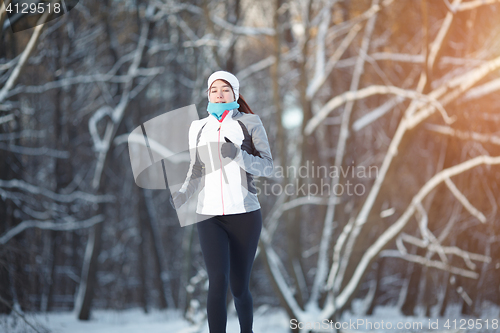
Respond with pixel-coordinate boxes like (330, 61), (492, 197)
(209, 80), (235, 103)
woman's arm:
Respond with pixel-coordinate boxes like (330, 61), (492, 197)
(233, 115), (274, 177)
(172, 121), (206, 208)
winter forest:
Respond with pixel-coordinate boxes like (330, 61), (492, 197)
(1, 0), (500, 332)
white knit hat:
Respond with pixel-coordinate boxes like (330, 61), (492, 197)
(207, 71), (239, 101)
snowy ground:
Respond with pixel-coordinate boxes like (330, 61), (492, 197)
(1, 301), (499, 333)
(0, 305), (289, 333)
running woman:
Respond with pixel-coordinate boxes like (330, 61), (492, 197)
(171, 71), (274, 333)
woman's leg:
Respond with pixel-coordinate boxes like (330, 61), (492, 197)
(197, 216), (230, 333)
(224, 209), (262, 333)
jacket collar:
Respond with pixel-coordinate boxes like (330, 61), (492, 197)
(208, 109), (235, 123)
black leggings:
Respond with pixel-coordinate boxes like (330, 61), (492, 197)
(196, 209), (262, 333)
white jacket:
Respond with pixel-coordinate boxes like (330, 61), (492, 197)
(178, 109), (273, 215)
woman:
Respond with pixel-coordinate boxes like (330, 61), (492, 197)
(170, 71), (273, 333)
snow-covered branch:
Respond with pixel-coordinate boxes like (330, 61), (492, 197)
(307, 23), (362, 99)
(325, 217), (355, 292)
(408, 54), (500, 129)
(210, 14), (275, 36)
(380, 250), (478, 279)
(154, 1), (275, 36)
(0, 55), (20, 72)
(236, 56), (276, 81)
(307, 0), (334, 99)
(0, 114), (14, 125)
(457, 0), (500, 11)
(0, 10), (49, 103)
(4, 68), (164, 98)
(464, 77), (500, 100)
(265, 195), (332, 244)
(352, 96), (404, 131)
(426, 124), (500, 146)
(0, 142), (69, 158)
(333, 53), (486, 68)
(343, 55), (500, 291)
(304, 85), (450, 135)
(331, 154), (500, 314)
(325, 0), (394, 41)
(0, 294), (45, 333)
(399, 233), (491, 270)
(91, 21), (150, 189)
(0, 178), (115, 203)
(310, 1), (380, 307)
(444, 177), (487, 223)
(426, 0), (463, 75)
(415, 203), (450, 264)
(0, 215), (105, 245)
(260, 227), (304, 318)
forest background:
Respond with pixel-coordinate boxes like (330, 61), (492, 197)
(1, 0), (500, 332)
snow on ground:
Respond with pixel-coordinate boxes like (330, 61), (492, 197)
(0, 305), (290, 333)
(1, 301), (499, 333)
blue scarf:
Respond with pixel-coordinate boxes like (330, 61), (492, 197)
(207, 101), (240, 120)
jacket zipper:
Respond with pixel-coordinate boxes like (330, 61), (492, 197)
(218, 124), (225, 215)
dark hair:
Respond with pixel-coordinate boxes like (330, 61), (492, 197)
(237, 94), (254, 115)
(209, 79), (255, 114)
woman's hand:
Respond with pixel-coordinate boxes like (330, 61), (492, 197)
(170, 191), (187, 209)
(221, 137), (238, 159)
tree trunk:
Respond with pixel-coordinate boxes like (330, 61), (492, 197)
(137, 196), (149, 313)
(141, 189), (169, 309)
(472, 235), (488, 314)
(401, 246), (425, 316)
(438, 271), (451, 317)
(0, 189), (13, 314)
(225, 0), (240, 73)
(179, 225), (194, 313)
(366, 257), (384, 315)
(40, 230), (58, 312)
(74, 215), (105, 320)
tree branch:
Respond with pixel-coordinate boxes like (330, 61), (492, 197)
(352, 96), (404, 131)
(307, 23), (362, 99)
(325, 216), (355, 292)
(0, 7), (50, 103)
(304, 85), (451, 135)
(464, 77), (500, 100)
(312, 0), (380, 307)
(0, 113), (14, 125)
(0, 55), (20, 72)
(329, 154), (500, 314)
(0, 178), (114, 203)
(457, 0), (500, 11)
(0, 294), (46, 333)
(426, 124), (500, 146)
(380, 250), (478, 279)
(260, 228), (305, 318)
(400, 233), (491, 269)
(5, 68), (163, 98)
(0, 215), (105, 245)
(408, 54), (500, 129)
(91, 21), (150, 189)
(0, 142), (69, 158)
(444, 177), (487, 223)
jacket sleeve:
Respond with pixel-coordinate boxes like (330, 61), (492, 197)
(234, 115), (274, 177)
(177, 121), (204, 205)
